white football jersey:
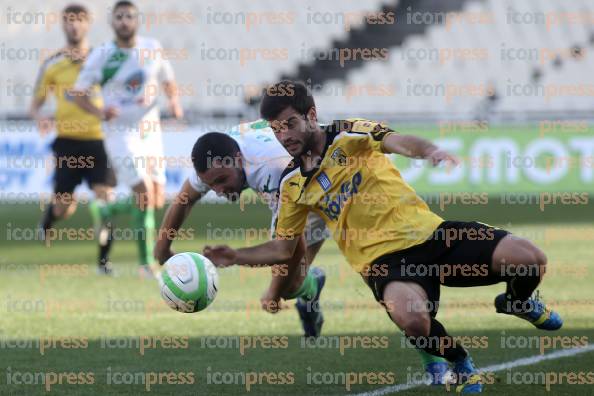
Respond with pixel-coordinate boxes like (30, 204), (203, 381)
(74, 36), (174, 135)
(188, 120), (291, 212)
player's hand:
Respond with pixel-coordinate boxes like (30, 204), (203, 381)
(169, 100), (184, 120)
(36, 117), (54, 135)
(203, 245), (237, 268)
(154, 244), (175, 265)
(260, 289), (283, 314)
(426, 149), (460, 167)
(102, 106), (119, 121)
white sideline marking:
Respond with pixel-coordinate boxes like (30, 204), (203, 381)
(350, 344), (594, 396)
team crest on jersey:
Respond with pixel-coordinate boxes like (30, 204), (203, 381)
(125, 70), (145, 95)
(316, 172), (332, 192)
(331, 148), (348, 166)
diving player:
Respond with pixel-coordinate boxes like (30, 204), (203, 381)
(204, 81), (563, 394)
(157, 120), (451, 384)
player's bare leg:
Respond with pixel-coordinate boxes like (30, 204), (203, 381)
(382, 281), (482, 393)
(53, 194), (78, 219)
(152, 181), (166, 210)
(491, 235), (562, 330)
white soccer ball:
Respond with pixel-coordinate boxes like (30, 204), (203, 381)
(160, 252), (219, 313)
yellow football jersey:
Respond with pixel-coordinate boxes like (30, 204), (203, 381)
(34, 51), (103, 140)
(275, 119), (444, 273)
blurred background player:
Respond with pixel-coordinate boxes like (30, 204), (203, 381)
(32, 4), (116, 274)
(72, 0), (183, 278)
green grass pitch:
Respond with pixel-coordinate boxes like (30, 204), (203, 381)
(0, 202), (593, 395)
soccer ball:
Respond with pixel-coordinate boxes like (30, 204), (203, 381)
(160, 252), (219, 313)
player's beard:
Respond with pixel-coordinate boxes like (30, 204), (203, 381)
(115, 27), (136, 45)
(297, 129), (316, 158)
(66, 32), (84, 47)
(226, 169), (246, 202)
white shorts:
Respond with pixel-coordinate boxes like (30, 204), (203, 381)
(104, 130), (166, 188)
(143, 130), (166, 185)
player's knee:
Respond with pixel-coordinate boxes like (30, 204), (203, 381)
(153, 183), (165, 209)
(534, 248), (547, 268)
(53, 202), (76, 219)
(520, 240), (546, 267)
(400, 314), (431, 338)
(512, 243), (547, 280)
(133, 180), (152, 209)
(65, 202), (77, 218)
(531, 246), (547, 278)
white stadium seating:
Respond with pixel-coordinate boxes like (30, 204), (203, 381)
(1, 0), (592, 120)
(314, 0), (594, 120)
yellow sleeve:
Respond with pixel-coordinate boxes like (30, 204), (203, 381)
(273, 188), (309, 240)
(33, 64), (54, 101)
(347, 119), (397, 153)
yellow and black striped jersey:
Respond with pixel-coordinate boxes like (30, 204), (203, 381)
(275, 119), (444, 273)
(34, 51), (103, 140)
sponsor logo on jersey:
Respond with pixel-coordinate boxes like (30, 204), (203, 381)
(320, 171), (362, 221)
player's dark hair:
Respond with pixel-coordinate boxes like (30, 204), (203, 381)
(62, 4), (89, 20)
(113, 0), (137, 12)
(260, 80), (315, 120)
(192, 132), (241, 173)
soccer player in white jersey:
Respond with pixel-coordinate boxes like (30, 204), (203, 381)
(72, 0), (183, 277)
(154, 120), (449, 383)
(154, 120), (328, 337)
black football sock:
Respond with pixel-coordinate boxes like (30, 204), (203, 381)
(41, 203), (56, 230)
(406, 318), (468, 363)
(505, 270), (541, 302)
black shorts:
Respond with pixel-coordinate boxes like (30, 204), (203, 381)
(52, 138), (116, 194)
(366, 221), (509, 317)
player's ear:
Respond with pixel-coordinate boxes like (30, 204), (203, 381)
(234, 151), (243, 169)
(306, 107), (317, 124)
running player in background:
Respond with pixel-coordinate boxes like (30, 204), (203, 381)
(72, 0), (183, 278)
(32, 4), (116, 274)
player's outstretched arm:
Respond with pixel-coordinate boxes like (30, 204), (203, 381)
(382, 134), (460, 167)
(71, 90), (118, 121)
(154, 180), (203, 264)
(162, 80), (184, 120)
(30, 96), (53, 135)
(204, 238), (300, 268)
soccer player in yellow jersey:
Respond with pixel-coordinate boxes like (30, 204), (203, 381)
(204, 81), (563, 394)
(31, 4), (115, 274)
